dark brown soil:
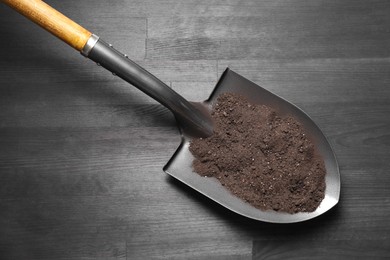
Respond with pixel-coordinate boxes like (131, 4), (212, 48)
(189, 93), (326, 214)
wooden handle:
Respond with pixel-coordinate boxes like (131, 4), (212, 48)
(2, 0), (92, 51)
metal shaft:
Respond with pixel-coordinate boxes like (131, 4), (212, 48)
(82, 35), (213, 137)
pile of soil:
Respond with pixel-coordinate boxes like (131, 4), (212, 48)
(189, 93), (326, 213)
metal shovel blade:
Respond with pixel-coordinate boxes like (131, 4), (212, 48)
(164, 68), (340, 223)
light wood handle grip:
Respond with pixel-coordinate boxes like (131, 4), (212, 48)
(2, 0), (92, 51)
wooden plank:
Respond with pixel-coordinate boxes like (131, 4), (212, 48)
(0, 127), (178, 172)
(0, 197), (125, 259)
(217, 59), (390, 102)
(147, 36), (390, 60)
(147, 37), (220, 60)
(127, 238), (252, 260)
(45, 0), (390, 18)
(148, 10), (390, 39)
(147, 3), (389, 60)
(0, 195), (252, 259)
(253, 239), (390, 259)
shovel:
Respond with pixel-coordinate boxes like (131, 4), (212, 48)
(3, 0), (340, 223)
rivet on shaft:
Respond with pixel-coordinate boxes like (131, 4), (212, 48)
(112, 73), (116, 76)
(109, 44), (113, 48)
(124, 54), (128, 58)
(96, 63), (101, 66)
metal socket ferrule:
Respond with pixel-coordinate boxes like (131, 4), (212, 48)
(80, 34), (99, 57)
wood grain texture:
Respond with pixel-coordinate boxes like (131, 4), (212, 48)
(253, 239), (390, 260)
(1, 0), (390, 259)
(147, 5), (390, 60)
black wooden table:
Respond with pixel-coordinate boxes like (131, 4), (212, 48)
(1, 1), (389, 259)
